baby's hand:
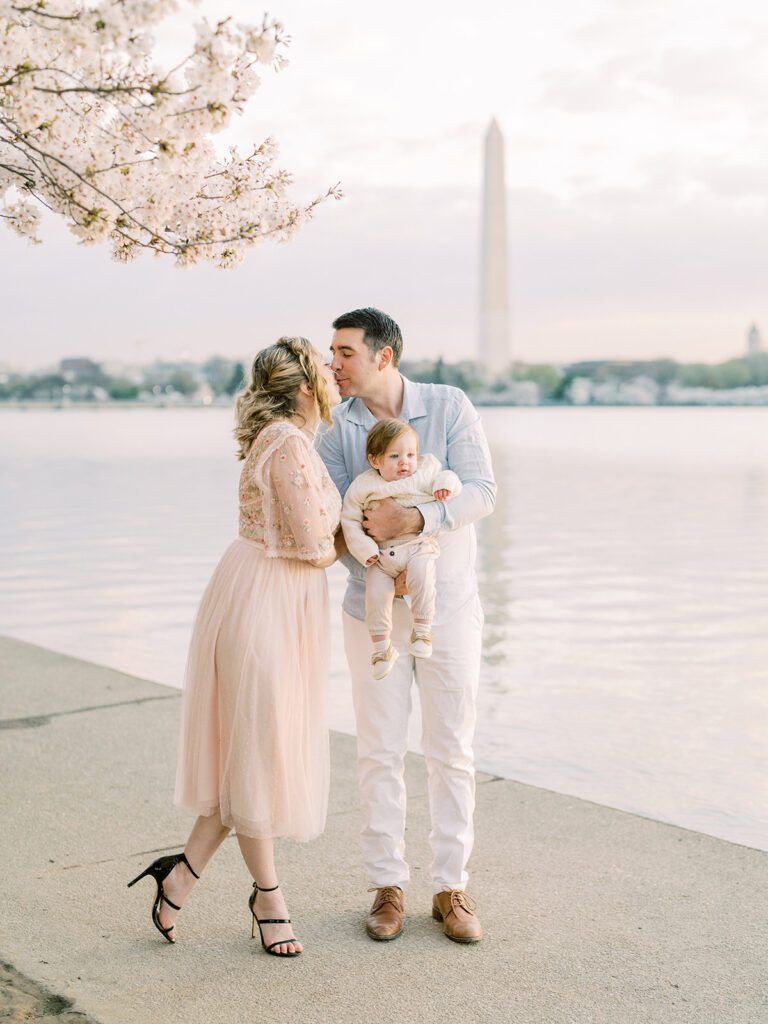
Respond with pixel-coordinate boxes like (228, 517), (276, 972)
(434, 488), (452, 502)
(365, 554), (379, 566)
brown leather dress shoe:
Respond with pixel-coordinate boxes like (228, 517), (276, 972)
(365, 886), (405, 941)
(432, 890), (483, 943)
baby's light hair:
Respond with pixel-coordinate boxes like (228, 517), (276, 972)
(366, 419), (418, 461)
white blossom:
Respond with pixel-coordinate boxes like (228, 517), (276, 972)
(0, 1), (341, 266)
(2, 191), (41, 240)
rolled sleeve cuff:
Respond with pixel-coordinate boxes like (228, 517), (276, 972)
(416, 499), (444, 537)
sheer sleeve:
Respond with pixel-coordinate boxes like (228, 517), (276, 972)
(257, 431), (336, 562)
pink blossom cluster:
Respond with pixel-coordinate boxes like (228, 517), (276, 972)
(0, 1), (340, 266)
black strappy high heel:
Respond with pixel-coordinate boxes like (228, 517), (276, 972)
(127, 852), (199, 944)
(248, 882), (302, 957)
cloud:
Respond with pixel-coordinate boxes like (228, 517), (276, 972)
(638, 153), (768, 202)
(540, 40), (768, 116)
(569, 11), (661, 48)
(647, 44), (766, 101)
(539, 54), (652, 112)
(699, 162), (768, 200)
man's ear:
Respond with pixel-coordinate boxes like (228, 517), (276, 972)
(377, 346), (394, 370)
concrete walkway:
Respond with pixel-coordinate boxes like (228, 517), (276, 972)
(1, 635), (766, 1024)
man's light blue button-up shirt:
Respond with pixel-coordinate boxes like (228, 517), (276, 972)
(317, 376), (497, 624)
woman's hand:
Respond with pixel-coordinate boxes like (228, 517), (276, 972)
(308, 549), (336, 568)
(308, 528), (346, 568)
(394, 570), (409, 596)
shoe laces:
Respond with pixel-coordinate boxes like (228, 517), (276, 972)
(367, 885), (403, 912)
(444, 889), (477, 915)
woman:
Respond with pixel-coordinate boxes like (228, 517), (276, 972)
(128, 337), (342, 958)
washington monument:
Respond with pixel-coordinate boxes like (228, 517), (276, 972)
(479, 118), (511, 376)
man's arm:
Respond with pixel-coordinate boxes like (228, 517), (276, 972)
(317, 420), (369, 576)
(416, 393), (496, 536)
(316, 420), (352, 499)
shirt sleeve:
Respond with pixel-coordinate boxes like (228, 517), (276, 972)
(316, 419), (352, 499)
(262, 433), (336, 561)
(416, 392), (497, 536)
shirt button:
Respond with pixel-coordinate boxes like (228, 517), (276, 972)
(390, 550), (395, 556)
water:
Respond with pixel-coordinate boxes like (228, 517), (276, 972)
(1, 406), (767, 850)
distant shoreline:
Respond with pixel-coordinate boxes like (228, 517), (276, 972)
(0, 400), (227, 411)
(1, 400), (768, 411)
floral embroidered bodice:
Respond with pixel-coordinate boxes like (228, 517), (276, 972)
(238, 419), (341, 561)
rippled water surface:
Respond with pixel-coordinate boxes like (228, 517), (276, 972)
(1, 406), (767, 849)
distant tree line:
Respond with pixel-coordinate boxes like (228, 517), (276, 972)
(0, 356), (246, 403)
(401, 352), (768, 402)
(2, 351), (767, 405)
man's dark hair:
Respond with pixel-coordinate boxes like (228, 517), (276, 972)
(332, 307), (403, 367)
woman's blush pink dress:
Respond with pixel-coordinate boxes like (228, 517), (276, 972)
(174, 420), (342, 841)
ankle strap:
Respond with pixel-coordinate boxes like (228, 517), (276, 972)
(180, 853), (200, 880)
(252, 881), (280, 892)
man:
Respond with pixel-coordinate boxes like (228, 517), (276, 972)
(318, 307), (496, 944)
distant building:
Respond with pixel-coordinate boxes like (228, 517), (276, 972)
(101, 361), (143, 384)
(59, 360), (99, 376)
(508, 380), (539, 405)
(567, 377), (592, 405)
(747, 324), (762, 355)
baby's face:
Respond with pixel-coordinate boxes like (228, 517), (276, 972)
(371, 430), (419, 482)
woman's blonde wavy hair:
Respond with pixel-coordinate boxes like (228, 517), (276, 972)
(234, 337), (333, 460)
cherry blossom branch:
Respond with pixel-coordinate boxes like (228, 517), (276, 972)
(0, 1), (339, 266)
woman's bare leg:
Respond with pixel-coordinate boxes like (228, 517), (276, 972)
(158, 809), (231, 939)
(237, 835), (303, 955)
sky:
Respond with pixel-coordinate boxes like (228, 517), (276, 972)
(3, 0), (768, 369)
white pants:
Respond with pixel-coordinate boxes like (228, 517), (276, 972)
(343, 595), (483, 894)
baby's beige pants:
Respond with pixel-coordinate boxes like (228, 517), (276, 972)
(365, 536), (441, 638)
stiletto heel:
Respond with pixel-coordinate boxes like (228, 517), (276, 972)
(247, 882), (302, 957)
(127, 851), (199, 944)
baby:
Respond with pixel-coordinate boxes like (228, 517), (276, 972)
(341, 418), (462, 680)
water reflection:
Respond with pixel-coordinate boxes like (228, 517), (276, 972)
(1, 407), (767, 850)
(474, 408), (768, 850)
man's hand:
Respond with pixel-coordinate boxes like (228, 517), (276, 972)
(394, 570), (409, 596)
(434, 489), (452, 502)
(363, 498), (424, 543)
(333, 527), (348, 561)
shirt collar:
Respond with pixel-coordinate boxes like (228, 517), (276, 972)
(345, 375), (427, 427)
(400, 376), (428, 421)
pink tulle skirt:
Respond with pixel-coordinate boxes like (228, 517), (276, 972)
(174, 538), (330, 842)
